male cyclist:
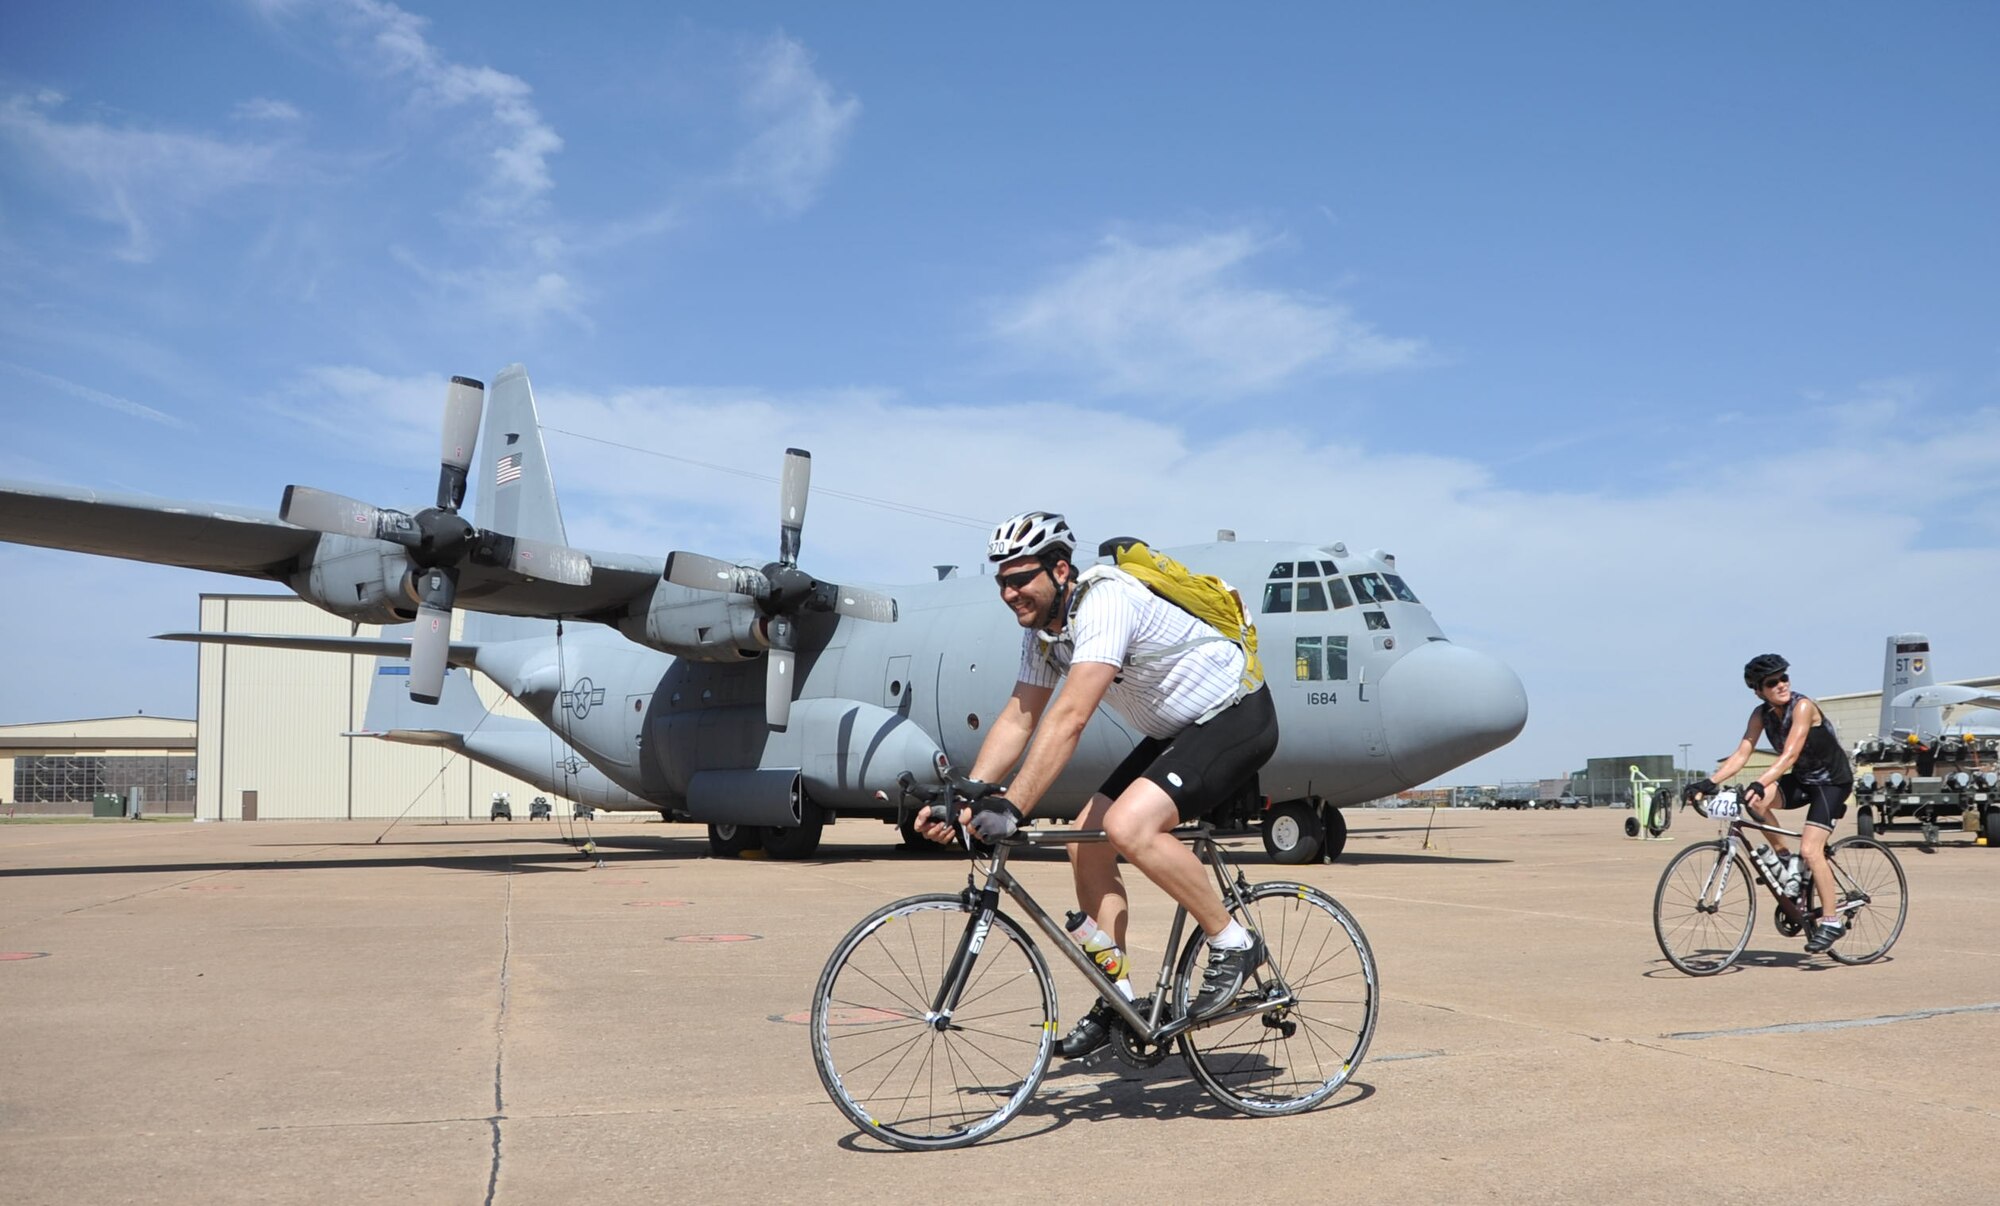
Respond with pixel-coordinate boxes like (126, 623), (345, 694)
(1682, 654), (1855, 953)
(916, 511), (1280, 1056)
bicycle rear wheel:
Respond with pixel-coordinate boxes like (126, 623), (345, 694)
(1653, 840), (1754, 975)
(1816, 837), (1907, 964)
(809, 893), (1057, 1150)
(1172, 881), (1378, 1116)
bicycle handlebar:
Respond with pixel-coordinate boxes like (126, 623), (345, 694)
(891, 771), (1007, 829)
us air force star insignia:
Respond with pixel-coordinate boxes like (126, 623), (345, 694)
(559, 678), (607, 719)
(557, 754), (585, 776)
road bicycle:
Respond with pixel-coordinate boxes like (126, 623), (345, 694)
(1653, 788), (1907, 975)
(808, 775), (1378, 1149)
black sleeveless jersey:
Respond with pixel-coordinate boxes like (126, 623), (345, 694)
(1759, 695), (1852, 786)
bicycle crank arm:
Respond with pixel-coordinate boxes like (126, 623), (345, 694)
(1152, 989), (1299, 1044)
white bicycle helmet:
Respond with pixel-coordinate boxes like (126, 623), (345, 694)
(987, 511), (1076, 563)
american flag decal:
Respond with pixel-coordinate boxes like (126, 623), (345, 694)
(495, 453), (523, 486)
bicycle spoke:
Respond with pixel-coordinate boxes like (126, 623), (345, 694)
(811, 895), (1055, 1150)
(1653, 842), (1753, 975)
(1178, 882), (1377, 1116)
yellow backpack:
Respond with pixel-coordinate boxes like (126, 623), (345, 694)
(1069, 540), (1264, 714)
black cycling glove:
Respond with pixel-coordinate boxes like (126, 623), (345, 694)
(1681, 777), (1718, 803)
(967, 800), (1022, 842)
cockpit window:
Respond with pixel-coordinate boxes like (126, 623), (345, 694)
(1324, 577), (1354, 609)
(1319, 560), (1339, 576)
(1295, 580), (1327, 612)
(1364, 610), (1392, 631)
(1268, 562), (1294, 579)
(1294, 635), (1348, 681)
(1294, 637), (1322, 681)
(1261, 582), (1293, 613)
(1384, 573), (1420, 603)
(1350, 573), (1393, 604)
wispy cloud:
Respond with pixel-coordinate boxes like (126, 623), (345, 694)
(334, 0), (562, 222)
(991, 229), (1424, 400)
(726, 33), (860, 215)
(0, 358), (185, 426)
(233, 97), (303, 123)
(0, 91), (284, 261)
(263, 363), (457, 482)
(267, 0), (577, 325)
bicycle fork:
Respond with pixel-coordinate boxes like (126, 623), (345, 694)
(924, 885), (1003, 1031)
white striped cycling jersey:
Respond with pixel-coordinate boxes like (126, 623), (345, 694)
(1017, 569), (1246, 739)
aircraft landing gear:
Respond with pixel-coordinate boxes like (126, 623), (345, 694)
(1261, 800), (1345, 864)
(762, 802), (827, 860)
(707, 822), (764, 859)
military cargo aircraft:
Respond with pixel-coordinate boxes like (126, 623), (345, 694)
(0, 366), (1528, 861)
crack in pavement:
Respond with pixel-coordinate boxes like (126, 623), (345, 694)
(484, 863), (514, 1206)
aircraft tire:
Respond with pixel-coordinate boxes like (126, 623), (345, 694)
(1321, 804), (1348, 862)
(707, 823), (763, 859)
(1856, 808), (1875, 839)
(1984, 807), (2000, 848)
(1262, 801), (1324, 865)
(762, 806), (827, 860)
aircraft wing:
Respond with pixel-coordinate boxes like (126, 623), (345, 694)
(0, 479), (667, 620)
(0, 478), (318, 578)
(152, 631), (481, 665)
(1893, 685), (2000, 713)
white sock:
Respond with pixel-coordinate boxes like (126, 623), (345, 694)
(1209, 920), (1252, 950)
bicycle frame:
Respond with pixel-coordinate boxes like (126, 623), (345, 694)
(926, 824), (1298, 1044)
(1698, 802), (1875, 928)
(1704, 812), (1814, 925)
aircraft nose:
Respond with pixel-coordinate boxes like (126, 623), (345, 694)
(1378, 641), (1529, 785)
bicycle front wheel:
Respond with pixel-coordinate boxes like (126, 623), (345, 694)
(1653, 840), (1754, 975)
(1818, 837), (1908, 964)
(1173, 882), (1378, 1116)
(809, 893), (1057, 1150)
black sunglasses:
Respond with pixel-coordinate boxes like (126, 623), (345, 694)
(996, 565), (1047, 593)
(1760, 673), (1790, 690)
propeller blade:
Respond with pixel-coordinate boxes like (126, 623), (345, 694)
(664, 551), (770, 598)
(436, 376), (486, 511)
(779, 448), (810, 568)
(765, 613), (797, 730)
(830, 585), (899, 624)
(281, 486), (400, 542)
(766, 647), (795, 731)
(408, 567), (458, 705)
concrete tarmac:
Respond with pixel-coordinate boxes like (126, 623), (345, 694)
(2, 808), (1996, 1204)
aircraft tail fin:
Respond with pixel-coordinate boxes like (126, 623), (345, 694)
(467, 365), (567, 645)
(1879, 633), (1943, 741)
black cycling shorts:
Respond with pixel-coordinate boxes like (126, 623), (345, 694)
(1777, 775), (1851, 831)
(1096, 686), (1279, 821)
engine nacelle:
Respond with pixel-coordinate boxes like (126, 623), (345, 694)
(617, 584), (765, 662)
(648, 698), (946, 813)
(284, 535), (413, 626)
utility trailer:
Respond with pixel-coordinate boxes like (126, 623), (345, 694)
(1849, 735), (2000, 848)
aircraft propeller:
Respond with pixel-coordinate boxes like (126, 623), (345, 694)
(278, 376), (593, 704)
(662, 448), (898, 730)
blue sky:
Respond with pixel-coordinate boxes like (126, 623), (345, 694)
(2, 1), (1995, 783)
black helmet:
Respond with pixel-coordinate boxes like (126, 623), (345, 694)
(1743, 653), (1789, 689)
